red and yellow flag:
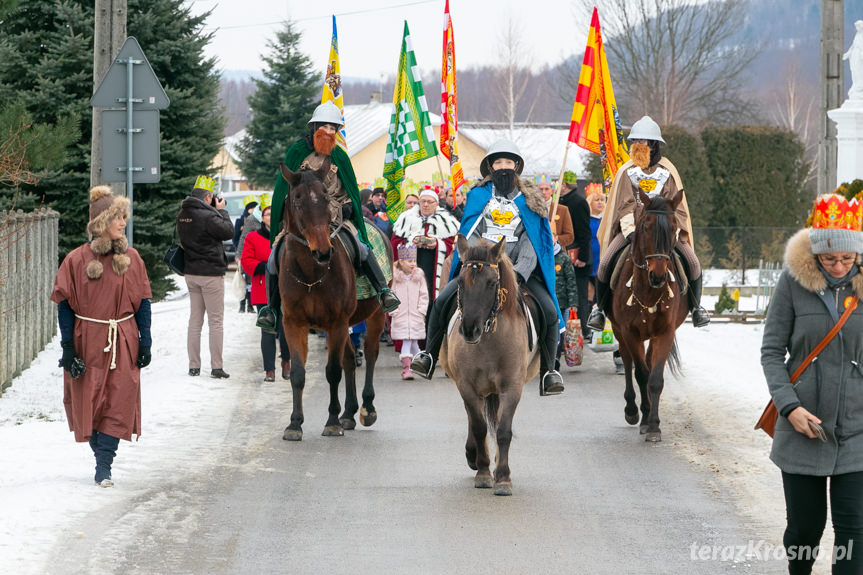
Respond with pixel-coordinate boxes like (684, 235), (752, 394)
(440, 0), (465, 199)
(568, 7), (629, 188)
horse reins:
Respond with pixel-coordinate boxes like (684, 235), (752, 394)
(631, 209), (676, 270)
(457, 260), (508, 334)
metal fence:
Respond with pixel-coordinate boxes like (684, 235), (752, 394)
(0, 209), (59, 393)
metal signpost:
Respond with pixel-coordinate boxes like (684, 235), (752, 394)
(90, 36), (169, 246)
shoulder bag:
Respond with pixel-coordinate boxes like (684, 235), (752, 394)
(755, 294), (858, 437)
(163, 218), (185, 276)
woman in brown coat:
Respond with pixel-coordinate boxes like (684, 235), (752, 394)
(50, 186), (152, 487)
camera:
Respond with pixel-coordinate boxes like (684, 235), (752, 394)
(210, 193), (223, 208)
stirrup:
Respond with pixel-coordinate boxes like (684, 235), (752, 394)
(587, 306), (606, 332)
(378, 289), (401, 314)
(410, 351), (435, 380)
(540, 370), (565, 396)
(691, 307), (710, 328)
(255, 306), (279, 334)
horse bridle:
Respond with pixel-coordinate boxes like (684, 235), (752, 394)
(457, 260), (508, 334)
(631, 209), (676, 271)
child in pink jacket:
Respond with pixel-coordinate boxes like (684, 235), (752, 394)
(390, 245), (429, 379)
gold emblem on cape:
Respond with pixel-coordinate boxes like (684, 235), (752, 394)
(491, 209), (514, 225)
(638, 179), (657, 192)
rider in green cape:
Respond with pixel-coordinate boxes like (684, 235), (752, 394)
(255, 102), (400, 333)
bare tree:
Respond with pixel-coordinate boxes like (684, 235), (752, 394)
(574, 0), (759, 126)
(493, 15), (538, 134)
(769, 53), (817, 185)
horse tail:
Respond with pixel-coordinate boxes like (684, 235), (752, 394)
(484, 394), (500, 438)
(666, 336), (682, 377)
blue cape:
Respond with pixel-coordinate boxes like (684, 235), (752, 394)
(451, 182), (563, 329)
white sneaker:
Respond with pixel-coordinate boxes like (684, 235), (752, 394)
(96, 478), (114, 488)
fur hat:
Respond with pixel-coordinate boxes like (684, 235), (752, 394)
(86, 186), (130, 279)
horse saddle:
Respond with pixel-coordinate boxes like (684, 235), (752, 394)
(609, 242), (689, 296)
(445, 285), (538, 351)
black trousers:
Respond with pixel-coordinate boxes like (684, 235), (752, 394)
(782, 470), (863, 575)
(256, 304), (289, 371)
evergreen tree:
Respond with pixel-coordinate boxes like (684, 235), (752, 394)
(0, 0), (223, 299)
(239, 21), (317, 188)
(661, 126), (713, 228)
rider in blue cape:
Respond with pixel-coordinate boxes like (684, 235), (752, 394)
(411, 140), (566, 396)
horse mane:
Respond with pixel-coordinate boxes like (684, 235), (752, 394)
(461, 241), (518, 315)
(640, 195), (674, 255)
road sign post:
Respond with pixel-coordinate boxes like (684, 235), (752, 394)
(90, 36), (169, 246)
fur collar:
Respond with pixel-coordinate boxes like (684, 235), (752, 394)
(476, 175), (548, 218)
(784, 228), (863, 297)
(87, 235), (130, 279)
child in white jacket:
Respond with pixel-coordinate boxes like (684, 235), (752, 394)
(390, 244), (429, 380)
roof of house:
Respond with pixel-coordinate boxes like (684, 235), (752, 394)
(460, 126), (588, 177)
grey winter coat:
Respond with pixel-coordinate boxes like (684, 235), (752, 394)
(761, 228), (863, 476)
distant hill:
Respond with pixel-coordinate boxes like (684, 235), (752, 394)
(218, 0), (861, 135)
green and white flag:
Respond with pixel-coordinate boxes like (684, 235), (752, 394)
(383, 21), (438, 222)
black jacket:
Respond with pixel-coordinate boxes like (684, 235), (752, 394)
(177, 196), (234, 276)
(558, 189), (591, 275)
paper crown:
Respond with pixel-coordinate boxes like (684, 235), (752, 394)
(374, 177), (387, 189)
(194, 175), (215, 193)
(534, 173), (551, 185)
(397, 243), (417, 260)
(585, 183), (603, 197)
(563, 170), (577, 185)
(258, 193), (272, 211)
(811, 194), (863, 231)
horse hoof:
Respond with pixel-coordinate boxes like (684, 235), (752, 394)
(283, 427), (303, 441)
(493, 482), (513, 496)
(474, 474), (493, 489)
(340, 418), (356, 430)
(639, 424), (649, 435)
(645, 431), (662, 443)
(359, 407), (377, 427)
(625, 412), (639, 425)
(322, 425), (344, 437)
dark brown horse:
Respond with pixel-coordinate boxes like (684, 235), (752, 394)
(439, 236), (540, 495)
(608, 189), (688, 442)
(277, 161), (389, 441)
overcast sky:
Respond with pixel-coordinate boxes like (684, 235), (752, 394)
(189, 0), (590, 81)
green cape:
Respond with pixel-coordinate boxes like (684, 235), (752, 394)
(270, 139), (369, 246)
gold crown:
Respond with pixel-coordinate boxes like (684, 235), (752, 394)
(194, 175), (215, 193)
(811, 194), (863, 231)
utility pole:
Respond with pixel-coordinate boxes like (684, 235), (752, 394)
(818, 0), (844, 195)
(91, 0), (127, 194)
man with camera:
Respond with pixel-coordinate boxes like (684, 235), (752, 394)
(177, 175), (235, 378)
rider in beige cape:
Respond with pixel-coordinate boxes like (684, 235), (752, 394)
(588, 116), (709, 331)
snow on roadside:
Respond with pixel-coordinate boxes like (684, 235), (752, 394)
(0, 279), (263, 575)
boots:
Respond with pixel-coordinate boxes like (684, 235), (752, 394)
(539, 321), (564, 396)
(587, 279), (610, 332)
(239, 297), (246, 313)
(256, 270), (281, 334)
(688, 275), (710, 327)
(361, 254), (400, 313)
(400, 357), (414, 380)
(91, 430), (119, 487)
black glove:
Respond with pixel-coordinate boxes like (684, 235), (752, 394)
(136, 345), (151, 368)
(59, 341), (86, 378)
(254, 261), (267, 276)
(341, 203), (354, 221)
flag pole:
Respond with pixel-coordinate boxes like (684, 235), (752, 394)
(551, 140), (571, 234)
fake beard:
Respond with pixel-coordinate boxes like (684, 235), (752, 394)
(630, 142), (651, 170)
(492, 169), (516, 195)
(313, 128), (337, 156)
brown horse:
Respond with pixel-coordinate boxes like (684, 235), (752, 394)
(439, 235), (540, 495)
(277, 162), (389, 441)
(608, 189), (688, 443)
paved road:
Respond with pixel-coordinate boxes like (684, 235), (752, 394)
(48, 335), (781, 575)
